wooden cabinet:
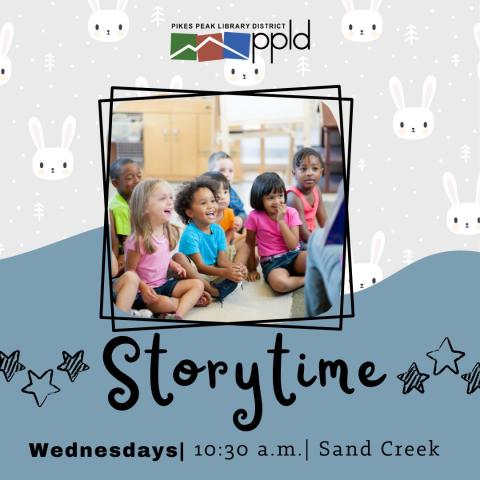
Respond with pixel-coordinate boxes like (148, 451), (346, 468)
(115, 98), (213, 180)
(143, 113), (170, 177)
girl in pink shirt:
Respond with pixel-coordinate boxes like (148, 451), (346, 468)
(287, 147), (328, 243)
(245, 172), (307, 293)
(125, 179), (210, 320)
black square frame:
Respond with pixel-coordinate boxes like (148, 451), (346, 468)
(98, 85), (355, 332)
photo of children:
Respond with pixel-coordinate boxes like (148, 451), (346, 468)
(107, 95), (346, 322)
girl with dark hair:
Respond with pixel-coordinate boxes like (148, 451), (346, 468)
(245, 172), (307, 293)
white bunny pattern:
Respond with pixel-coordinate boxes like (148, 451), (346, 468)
(348, 232), (386, 292)
(88, 0), (130, 43)
(389, 76), (436, 140)
(0, 22), (14, 86)
(443, 172), (480, 236)
(28, 116), (77, 181)
(341, 0), (383, 42)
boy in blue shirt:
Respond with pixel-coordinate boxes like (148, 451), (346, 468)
(174, 178), (249, 302)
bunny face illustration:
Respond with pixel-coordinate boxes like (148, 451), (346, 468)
(0, 22), (14, 86)
(341, 0), (383, 42)
(29, 116), (77, 181)
(389, 76), (436, 140)
(224, 56), (265, 86)
(348, 262), (384, 292)
(88, 0), (129, 43)
(347, 232), (385, 292)
(443, 172), (480, 236)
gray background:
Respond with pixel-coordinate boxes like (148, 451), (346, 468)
(0, 0), (479, 280)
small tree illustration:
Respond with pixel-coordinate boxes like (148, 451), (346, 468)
(404, 25), (419, 46)
(0, 243), (4, 256)
(33, 203), (45, 222)
(460, 145), (471, 164)
(402, 249), (415, 266)
(44, 53), (55, 72)
(357, 159), (367, 172)
(151, 6), (165, 27)
(296, 56), (310, 77)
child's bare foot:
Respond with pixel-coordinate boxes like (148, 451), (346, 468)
(195, 291), (212, 307)
(157, 313), (183, 320)
(247, 271), (261, 282)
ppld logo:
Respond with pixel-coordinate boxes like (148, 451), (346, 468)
(170, 20), (310, 64)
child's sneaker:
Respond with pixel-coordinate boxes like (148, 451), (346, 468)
(212, 279), (239, 304)
(129, 309), (153, 318)
(155, 313), (183, 321)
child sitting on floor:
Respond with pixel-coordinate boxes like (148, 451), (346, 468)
(124, 179), (210, 320)
(199, 171), (249, 259)
(110, 249), (152, 318)
(108, 158), (143, 266)
(174, 178), (249, 302)
(286, 147), (328, 244)
(245, 172), (306, 293)
(208, 151), (247, 233)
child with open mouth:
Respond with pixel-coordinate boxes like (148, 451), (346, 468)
(174, 178), (250, 303)
(124, 179), (210, 321)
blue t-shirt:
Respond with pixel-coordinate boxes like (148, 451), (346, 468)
(179, 222), (227, 265)
(229, 186), (246, 219)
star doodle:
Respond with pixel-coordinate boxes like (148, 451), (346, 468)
(426, 337), (465, 375)
(397, 362), (430, 394)
(0, 350), (26, 382)
(461, 363), (480, 395)
(21, 370), (60, 407)
(56, 350), (90, 382)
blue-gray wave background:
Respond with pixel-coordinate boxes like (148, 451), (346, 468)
(0, 228), (478, 478)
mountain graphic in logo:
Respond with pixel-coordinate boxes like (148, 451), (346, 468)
(170, 32), (251, 61)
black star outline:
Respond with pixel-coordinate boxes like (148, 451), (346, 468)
(21, 369), (61, 407)
(426, 337), (465, 375)
(56, 350), (90, 383)
(0, 350), (26, 382)
(397, 362), (430, 394)
(461, 363), (480, 395)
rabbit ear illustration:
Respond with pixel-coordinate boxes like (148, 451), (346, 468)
(370, 0), (382, 11)
(0, 22), (14, 57)
(389, 77), (405, 110)
(169, 75), (183, 89)
(88, 0), (101, 12)
(422, 75), (436, 109)
(28, 117), (45, 151)
(116, 0), (128, 11)
(443, 172), (459, 206)
(370, 232), (385, 265)
(61, 116), (76, 150)
(474, 24), (480, 49)
(341, 0), (355, 12)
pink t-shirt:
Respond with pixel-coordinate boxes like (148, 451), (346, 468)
(245, 207), (302, 257)
(124, 234), (171, 287)
(286, 185), (320, 232)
